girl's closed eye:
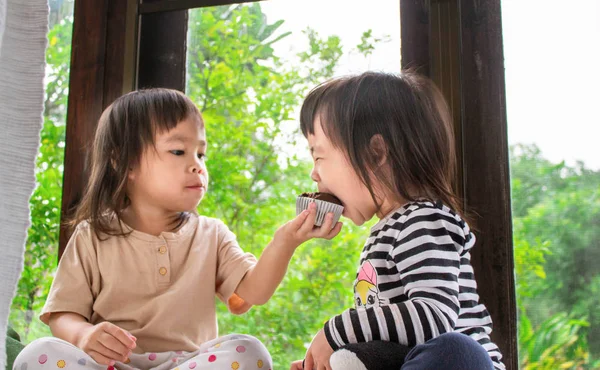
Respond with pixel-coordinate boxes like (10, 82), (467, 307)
(170, 150), (185, 156)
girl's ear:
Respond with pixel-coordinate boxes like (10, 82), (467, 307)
(369, 134), (388, 168)
(111, 154), (135, 180)
(127, 164), (136, 181)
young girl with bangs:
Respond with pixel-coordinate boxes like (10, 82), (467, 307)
(14, 88), (341, 370)
(291, 71), (504, 370)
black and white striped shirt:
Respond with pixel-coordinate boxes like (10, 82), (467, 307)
(323, 201), (505, 369)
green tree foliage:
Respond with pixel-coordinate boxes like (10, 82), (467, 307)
(511, 144), (600, 368)
(519, 312), (590, 369)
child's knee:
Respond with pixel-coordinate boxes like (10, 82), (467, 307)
(14, 337), (73, 369)
(16, 337), (56, 358)
(404, 332), (494, 370)
(434, 332), (485, 353)
(229, 334), (270, 356)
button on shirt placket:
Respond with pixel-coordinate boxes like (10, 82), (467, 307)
(156, 239), (171, 285)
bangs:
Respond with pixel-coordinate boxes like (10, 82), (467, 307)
(105, 88), (203, 161)
(299, 78), (347, 148)
(128, 89), (202, 141)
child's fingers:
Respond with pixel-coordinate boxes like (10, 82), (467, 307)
(317, 212), (335, 234)
(298, 202), (318, 234)
(289, 360), (303, 370)
(86, 349), (115, 367)
(309, 213), (340, 240)
(103, 322), (136, 349)
(304, 353), (315, 370)
(324, 222), (343, 240)
(98, 334), (130, 362)
(289, 208), (311, 231)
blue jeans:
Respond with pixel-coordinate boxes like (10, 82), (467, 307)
(331, 332), (495, 370)
(402, 332), (494, 369)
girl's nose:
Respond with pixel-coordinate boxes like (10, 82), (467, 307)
(310, 167), (320, 182)
(190, 162), (204, 174)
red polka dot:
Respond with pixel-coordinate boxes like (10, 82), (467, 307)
(107, 367), (114, 370)
(188, 362), (197, 369)
(38, 354), (48, 364)
(148, 353), (157, 361)
(236, 346), (246, 353)
(208, 354), (217, 362)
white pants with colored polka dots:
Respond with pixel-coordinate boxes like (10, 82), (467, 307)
(13, 334), (272, 370)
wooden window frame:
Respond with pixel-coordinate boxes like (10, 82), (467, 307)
(59, 0), (134, 252)
(60, 0), (517, 367)
(401, 2), (517, 367)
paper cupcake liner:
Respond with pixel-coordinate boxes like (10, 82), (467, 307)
(296, 196), (344, 227)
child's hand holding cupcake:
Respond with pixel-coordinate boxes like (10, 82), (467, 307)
(272, 193), (344, 251)
(231, 193), (343, 311)
(296, 192), (344, 227)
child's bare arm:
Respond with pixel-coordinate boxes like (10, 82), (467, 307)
(49, 312), (136, 366)
(235, 202), (342, 305)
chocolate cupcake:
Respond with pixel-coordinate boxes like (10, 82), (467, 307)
(296, 192), (344, 227)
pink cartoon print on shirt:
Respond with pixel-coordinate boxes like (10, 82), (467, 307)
(354, 260), (382, 307)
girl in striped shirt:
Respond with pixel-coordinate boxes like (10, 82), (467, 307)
(291, 71), (504, 370)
